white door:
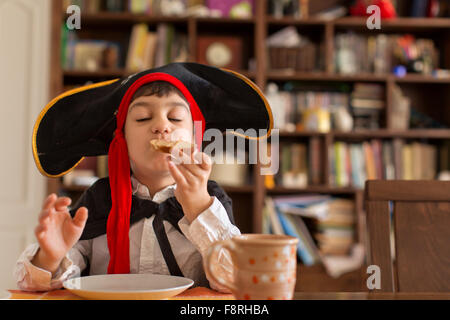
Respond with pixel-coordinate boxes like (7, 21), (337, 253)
(0, 0), (50, 290)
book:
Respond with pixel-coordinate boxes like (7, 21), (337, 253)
(402, 144), (413, 180)
(265, 197), (284, 235)
(142, 32), (158, 69)
(285, 214), (322, 265)
(308, 137), (321, 185)
(126, 23), (148, 71)
(276, 209), (315, 265)
(363, 141), (376, 180)
(273, 194), (331, 220)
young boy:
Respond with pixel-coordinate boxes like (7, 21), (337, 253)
(14, 63), (272, 292)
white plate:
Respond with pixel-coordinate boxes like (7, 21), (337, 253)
(63, 274), (193, 300)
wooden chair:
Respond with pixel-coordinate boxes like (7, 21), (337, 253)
(365, 180), (450, 292)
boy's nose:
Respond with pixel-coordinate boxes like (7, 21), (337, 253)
(151, 120), (170, 135)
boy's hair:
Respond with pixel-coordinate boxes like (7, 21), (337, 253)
(131, 81), (189, 106)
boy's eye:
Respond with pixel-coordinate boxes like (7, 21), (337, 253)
(136, 118), (151, 122)
(169, 118), (182, 122)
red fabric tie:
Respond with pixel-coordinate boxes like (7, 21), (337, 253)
(107, 129), (132, 274)
(105, 72), (205, 274)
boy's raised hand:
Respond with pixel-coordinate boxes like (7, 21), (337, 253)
(32, 194), (88, 274)
(168, 147), (214, 223)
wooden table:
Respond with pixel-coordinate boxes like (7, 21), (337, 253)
(293, 292), (450, 300)
(4, 288), (450, 300)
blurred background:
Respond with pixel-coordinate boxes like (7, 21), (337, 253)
(0, 0), (449, 291)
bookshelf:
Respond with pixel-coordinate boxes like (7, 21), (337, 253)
(49, 0), (450, 291)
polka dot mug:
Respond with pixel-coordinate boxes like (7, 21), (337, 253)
(204, 234), (298, 300)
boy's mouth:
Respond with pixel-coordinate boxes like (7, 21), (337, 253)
(149, 139), (193, 154)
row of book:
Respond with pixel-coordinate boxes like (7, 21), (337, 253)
(267, 0), (310, 18)
(335, 33), (439, 75)
(265, 81), (424, 132)
(329, 140), (443, 189)
(61, 28), (121, 71)
(265, 82), (351, 132)
(61, 23), (188, 72)
(126, 23), (188, 71)
(265, 81), (387, 132)
(262, 195), (356, 266)
(275, 140), (322, 188)
(62, 0), (255, 17)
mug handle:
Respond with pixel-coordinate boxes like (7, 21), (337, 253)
(204, 239), (238, 293)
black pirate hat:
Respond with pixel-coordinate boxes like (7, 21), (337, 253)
(33, 62), (273, 177)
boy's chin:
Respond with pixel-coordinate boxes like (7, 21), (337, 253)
(147, 156), (172, 173)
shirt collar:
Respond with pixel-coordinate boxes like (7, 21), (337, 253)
(130, 175), (176, 204)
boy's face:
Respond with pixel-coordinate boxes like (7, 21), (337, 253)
(124, 92), (193, 175)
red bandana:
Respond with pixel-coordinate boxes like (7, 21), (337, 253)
(106, 73), (205, 274)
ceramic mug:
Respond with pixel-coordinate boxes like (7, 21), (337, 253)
(204, 234), (298, 300)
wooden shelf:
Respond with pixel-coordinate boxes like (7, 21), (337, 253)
(331, 129), (450, 140)
(390, 74), (450, 84)
(267, 185), (361, 195)
(279, 129), (450, 139)
(266, 16), (328, 26)
(63, 69), (256, 80)
(267, 71), (450, 84)
(334, 17), (450, 29)
(63, 69), (126, 78)
(265, 16), (450, 29)
(66, 12), (255, 26)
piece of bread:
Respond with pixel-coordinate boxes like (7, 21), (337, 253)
(150, 139), (193, 154)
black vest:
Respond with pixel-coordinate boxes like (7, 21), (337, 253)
(69, 177), (234, 279)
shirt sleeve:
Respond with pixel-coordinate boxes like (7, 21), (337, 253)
(178, 196), (241, 293)
(13, 240), (91, 292)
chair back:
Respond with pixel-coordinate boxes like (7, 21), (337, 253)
(365, 180), (450, 292)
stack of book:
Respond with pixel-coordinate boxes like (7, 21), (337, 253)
(351, 83), (385, 130)
(61, 20), (188, 72)
(315, 198), (355, 256)
(276, 140), (322, 187)
(329, 140), (439, 188)
(335, 33), (439, 75)
(262, 195), (357, 266)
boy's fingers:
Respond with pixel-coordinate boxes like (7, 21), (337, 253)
(72, 207), (88, 228)
(38, 209), (51, 224)
(42, 194), (57, 210)
(54, 197), (72, 211)
(168, 160), (187, 186)
(176, 162), (197, 181)
(35, 225), (47, 239)
(199, 152), (212, 170)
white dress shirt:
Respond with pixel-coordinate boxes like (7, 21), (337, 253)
(13, 176), (241, 292)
